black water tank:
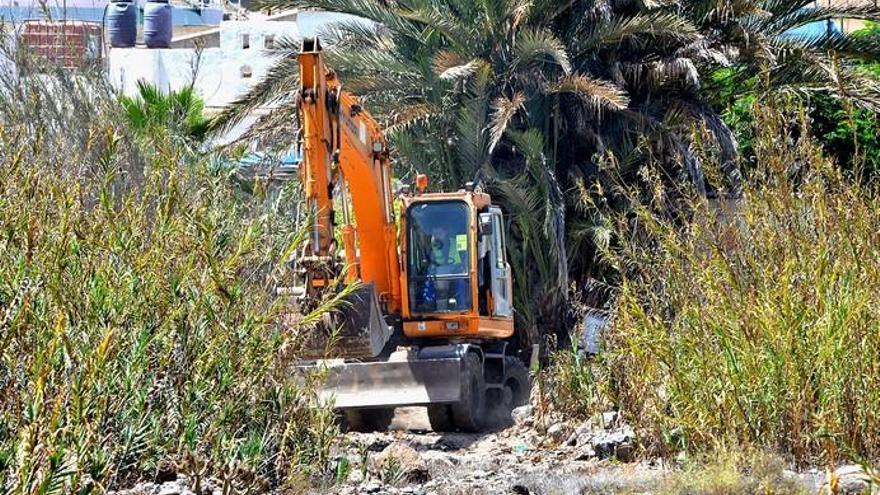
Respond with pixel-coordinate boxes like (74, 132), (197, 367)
(143, 0), (172, 48)
(106, 0), (137, 48)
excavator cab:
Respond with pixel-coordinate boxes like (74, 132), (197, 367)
(400, 191), (515, 340)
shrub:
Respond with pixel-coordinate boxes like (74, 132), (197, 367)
(0, 57), (334, 492)
(558, 102), (880, 465)
(617, 106), (880, 463)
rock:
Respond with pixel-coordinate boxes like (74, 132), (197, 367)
(591, 428), (636, 462)
(155, 460), (177, 483)
(822, 465), (871, 495)
(615, 441), (635, 463)
(197, 479), (219, 495)
(566, 423), (593, 447)
(366, 437), (393, 453)
(348, 468), (365, 485)
(546, 422), (570, 443)
(157, 483), (181, 495)
(364, 481), (383, 493)
(601, 411), (619, 428)
(471, 469), (490, 479)
(421, 450), (456, 478)
(511, 405), (534, 426)
(574, 444), (596, 461)
(512, 484), (530, 495)
(372, 443), (429, 484)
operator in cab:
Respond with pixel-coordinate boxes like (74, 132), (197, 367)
(408, 202), (473, 313)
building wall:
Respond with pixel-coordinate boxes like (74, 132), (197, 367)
(108, 20), (299, 108)
(815, 0), (876, 32)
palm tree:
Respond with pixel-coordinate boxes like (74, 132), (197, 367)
(120, 80), (211, 143)
(685, 0), (880, 105)
(215, 0), (600, 347)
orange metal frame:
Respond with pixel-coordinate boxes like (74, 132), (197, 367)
(298, 40), (401, 311)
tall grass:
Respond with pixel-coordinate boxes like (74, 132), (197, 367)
(0, 54), (335, 492)
(558, 102), (880, 465)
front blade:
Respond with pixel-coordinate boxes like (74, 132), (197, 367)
(308, 357), (462, 408)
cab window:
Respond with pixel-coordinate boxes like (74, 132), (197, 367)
(407, 201), (472, 313)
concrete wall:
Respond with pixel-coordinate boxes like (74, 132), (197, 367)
(108, 19), (299, 108)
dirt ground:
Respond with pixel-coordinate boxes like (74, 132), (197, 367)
(327, 408), (712, 494)
(325, 407), (833, 495)
(115, 407), (832, 495)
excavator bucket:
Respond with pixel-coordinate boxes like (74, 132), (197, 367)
(281, 283), (392, 360)
(304, 348), (464, 409)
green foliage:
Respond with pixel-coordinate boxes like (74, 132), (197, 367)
(709, 21), (880, 177)
(0, 61), (336, 492)
(809, 92), (880, 176)
(587, 104), (880, 463)
(119, 80), (211, 143)
(544, 341), (608, 420)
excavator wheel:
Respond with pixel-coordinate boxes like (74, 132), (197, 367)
(342, 408), (395, 432)
(503, 356), (531, 409)
(485, 356), (531, 429)
(450, 352), (487, 432)
(426, 405), (455, 432)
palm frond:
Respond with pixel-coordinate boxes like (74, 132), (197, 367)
(257, 0), (422, 40)
(759, 0), (821, 17)
(590, 12), (701, 52)
(488, 92), (526, 153)
(685, 0), (766, 26)
(210, 56), (299, 134)
(437, 57), (489, 81)
(792, 31), (880, 61)
(762, 5), (880, 34)
(514, 28), (573, 74)
(395, 4), (479, 51)
(325, 48), (426, 93)
(454, 94), (491, 178)
(553, 73), (629, 115)
(383, 101), (445, 135)
(232, 102), (299, 148)
(319, 19), (393, 51)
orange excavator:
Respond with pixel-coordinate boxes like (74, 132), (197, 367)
(289, 38), (530, 431)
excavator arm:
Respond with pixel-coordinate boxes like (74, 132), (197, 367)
(297, 37), (401, 312)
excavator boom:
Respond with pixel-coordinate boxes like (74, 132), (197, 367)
(298, 37), (400, 311)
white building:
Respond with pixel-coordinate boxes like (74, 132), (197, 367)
(107, 11), (360, 109)
(109, 13), (298, 109)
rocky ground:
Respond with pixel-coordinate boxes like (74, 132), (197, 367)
(115, 406), (872, 495)
(326, 406), (662, 495)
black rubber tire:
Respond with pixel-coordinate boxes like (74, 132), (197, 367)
(426, 405), (455, 432)
(504, 356), (531, 408)
(343, 408), (395, 432)
(485, 356), (531, 429)
(451, 352), (487, 432)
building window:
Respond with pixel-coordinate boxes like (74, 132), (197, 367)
(241, 33), (250, 49)
(264, 34), (275, 49)
(240, 64), (252, 78)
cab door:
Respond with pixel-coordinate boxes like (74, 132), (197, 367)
(481, 207), (512, 317)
